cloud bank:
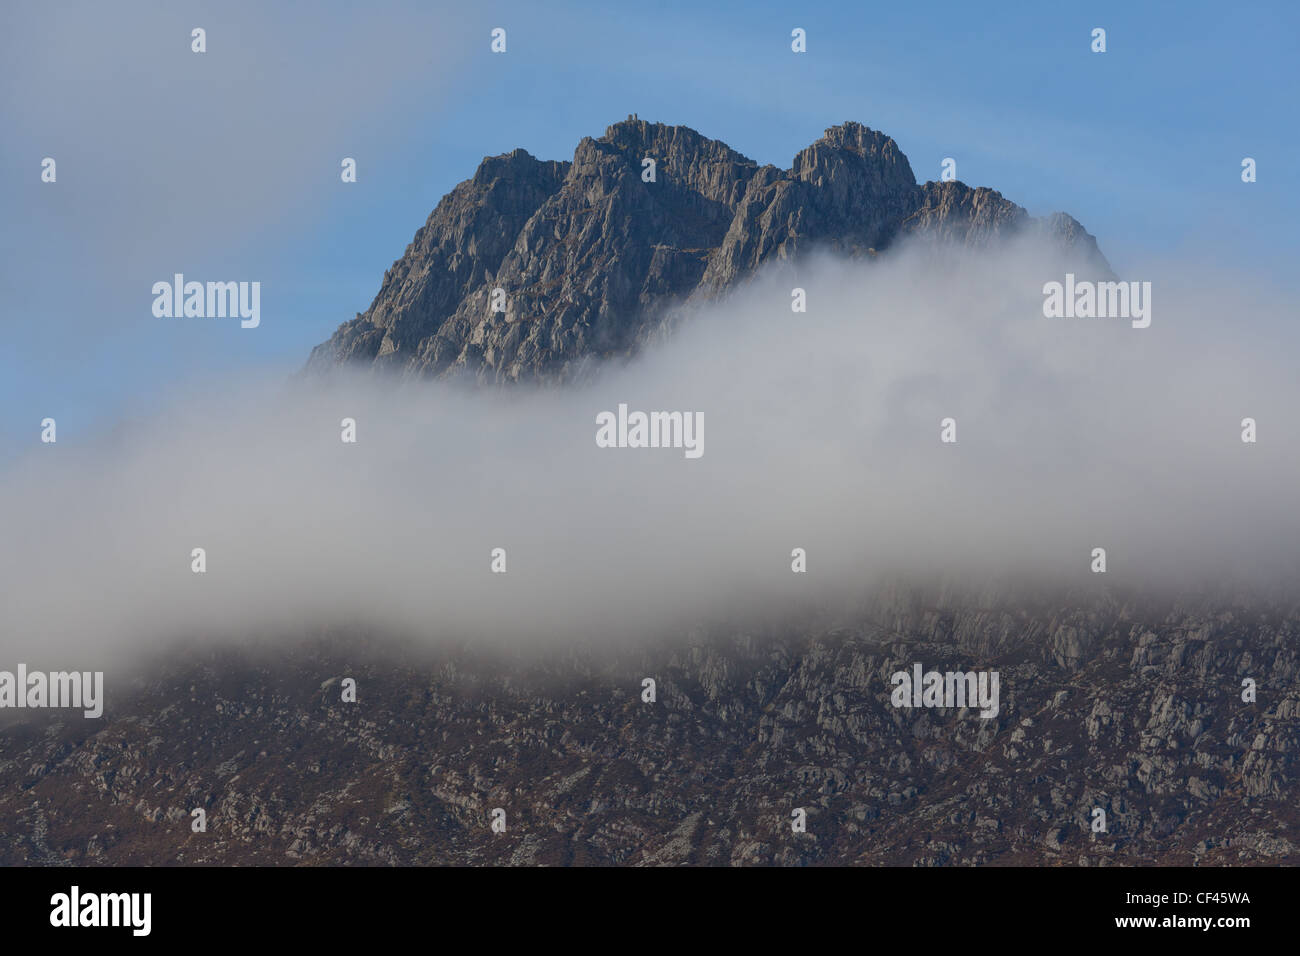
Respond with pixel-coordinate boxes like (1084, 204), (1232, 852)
(3, 239), (1298, 669)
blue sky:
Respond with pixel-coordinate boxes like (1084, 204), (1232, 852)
(1, 0), (1296, 454)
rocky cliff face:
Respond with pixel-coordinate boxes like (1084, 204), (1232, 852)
(2, 591), (1294, 866)
(307, 118), (1111, 384)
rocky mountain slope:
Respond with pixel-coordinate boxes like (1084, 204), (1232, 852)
(2, 590), (1294, 866)
(306, 118), (1111, 383)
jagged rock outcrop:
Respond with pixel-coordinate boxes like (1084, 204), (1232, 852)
(307, 118), (1111, 383)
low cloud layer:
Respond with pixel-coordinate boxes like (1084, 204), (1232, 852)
(3, 239), (1298, 668)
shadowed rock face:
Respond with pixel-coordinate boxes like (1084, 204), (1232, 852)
(2, 591), (1294, 866)
(306, 119), (1111, 384)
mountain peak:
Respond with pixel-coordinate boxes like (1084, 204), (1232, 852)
(307, 119), (1110, 383)
(814, 121), (910, 168)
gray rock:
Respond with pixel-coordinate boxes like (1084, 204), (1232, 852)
(306, 118), (1112, 384)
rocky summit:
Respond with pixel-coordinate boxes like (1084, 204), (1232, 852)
(306, 118), (1111, 383)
